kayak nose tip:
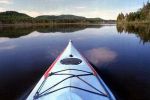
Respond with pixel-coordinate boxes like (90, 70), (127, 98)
(69, 40), (72, 43)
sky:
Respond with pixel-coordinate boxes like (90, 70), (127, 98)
(0, 0), (149, 20)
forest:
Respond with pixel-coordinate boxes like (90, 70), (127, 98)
(117, 1), (150, 24)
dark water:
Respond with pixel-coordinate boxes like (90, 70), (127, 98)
(0, 24), (150, 100)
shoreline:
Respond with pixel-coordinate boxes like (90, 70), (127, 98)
(0, 23), (116, 27)
(117, 21), (150, 25)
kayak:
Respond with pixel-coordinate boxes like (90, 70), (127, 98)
(27, 40), (116, 100)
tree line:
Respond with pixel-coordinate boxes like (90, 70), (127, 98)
(0, 11), (106, 25)
(117, 1), (150, 23)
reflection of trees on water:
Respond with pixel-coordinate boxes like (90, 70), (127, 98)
(0, 26), (35, 38)
(0, 24), (103, 38)
(36, 24), (103, 33)
(117, 23), (150, 43)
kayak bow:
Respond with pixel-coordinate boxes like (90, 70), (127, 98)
(27, 40), (116, 100)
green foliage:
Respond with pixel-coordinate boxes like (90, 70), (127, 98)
(0, 11), (34, 24)
(36, 15), (103, 24)
(117, 13), (125, 22)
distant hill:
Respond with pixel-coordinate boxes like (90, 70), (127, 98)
(36, 15), (86, 20)
(36, 15), (104, 24)
(0, 11), (33, 24)
(0, 11), (115, 25)
(0, 11), (30, 17)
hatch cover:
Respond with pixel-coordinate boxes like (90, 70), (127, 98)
(60, 58), (82, 65)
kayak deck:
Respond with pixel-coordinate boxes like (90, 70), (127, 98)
(27, 41), (116, 100)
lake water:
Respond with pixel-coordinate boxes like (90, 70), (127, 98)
(0, 25), (150, 100)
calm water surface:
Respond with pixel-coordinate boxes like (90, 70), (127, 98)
(0, 25), (150, 100)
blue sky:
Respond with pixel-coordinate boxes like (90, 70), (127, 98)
(0, 0), (148, 19)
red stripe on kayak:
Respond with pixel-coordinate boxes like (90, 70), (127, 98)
(44, 49), (65, 78)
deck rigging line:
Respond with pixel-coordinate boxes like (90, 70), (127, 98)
(33, 69), (109, 99)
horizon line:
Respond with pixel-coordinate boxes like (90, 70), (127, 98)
(0, 10), (117, 20)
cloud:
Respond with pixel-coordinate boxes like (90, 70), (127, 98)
(0, 0), (11, 4)
(84, 48), (117, 65)
(75, 6), (86, 9)
(2, 0), (141, 20)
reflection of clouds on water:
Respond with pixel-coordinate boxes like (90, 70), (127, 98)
(76, 37), (85, 41)
(20, 31), (62, 39)
(85, 47), (117, 65)
(48, 49), (61, 58)
(0, 38), (16, 51)
(0, 45), (16, 50)
(46, 46), (64, 60)
(0, 38), (10, 43)
(20, 31), (50, 38)
(20, 31), (43, 38)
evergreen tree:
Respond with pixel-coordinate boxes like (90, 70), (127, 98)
(117, 1), (150, 23)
